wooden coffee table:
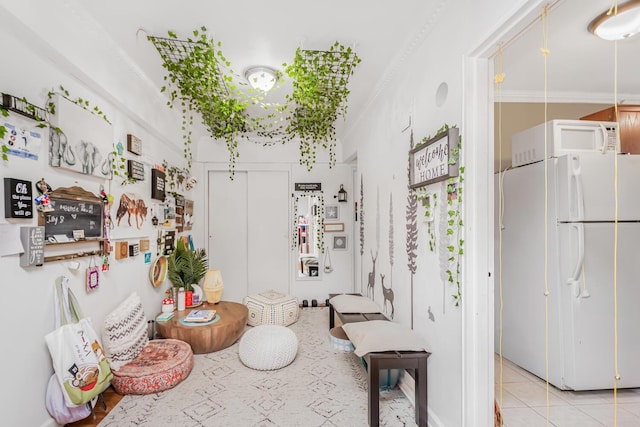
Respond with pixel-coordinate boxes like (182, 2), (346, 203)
(155, 301), (248, 354)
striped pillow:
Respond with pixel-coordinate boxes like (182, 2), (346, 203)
(102, 293), (149, 371)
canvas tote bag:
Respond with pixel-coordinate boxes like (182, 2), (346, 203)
(45, 276), (113, 407)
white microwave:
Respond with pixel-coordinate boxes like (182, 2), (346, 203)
(511, 119), (618, 167)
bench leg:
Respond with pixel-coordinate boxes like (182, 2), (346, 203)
(329, 304), (335, 329)
(415, 358), (428, 427)
(368, 356), (380, 426)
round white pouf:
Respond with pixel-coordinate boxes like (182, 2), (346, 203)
(239, 325), (298, 370)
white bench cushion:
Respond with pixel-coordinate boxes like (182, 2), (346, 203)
(342, 320), (429, 357)
(329, 294), (381, 313)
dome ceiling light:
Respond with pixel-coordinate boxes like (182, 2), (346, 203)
(244, 66), (278, 92)
(588, 0), (640, 40)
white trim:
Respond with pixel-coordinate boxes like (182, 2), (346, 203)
(499, 90), (640, 104)
(398, 371), (445, 427)
(461, 54), (494, 427)
(461, 1), (551, 425)
(39, 419), (58, 427)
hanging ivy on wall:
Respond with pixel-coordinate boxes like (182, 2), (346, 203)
(414, 123), (464, 306)
(0, 105), (9, 161)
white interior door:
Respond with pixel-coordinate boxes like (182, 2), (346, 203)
(208, 171), (248, 302)
(208, 169), (290, 302)
(247, 171), (290, 295)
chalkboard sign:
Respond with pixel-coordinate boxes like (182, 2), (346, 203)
(39, 186), (103, 242)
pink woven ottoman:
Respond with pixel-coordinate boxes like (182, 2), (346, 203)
(111, 339), (193, 395)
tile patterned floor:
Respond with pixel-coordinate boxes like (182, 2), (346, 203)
(494, 355), (640, 427)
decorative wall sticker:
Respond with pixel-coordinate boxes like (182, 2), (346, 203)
(381, 273), (395, 319)
(427, 306), (435, 322)
(115, 193), (148, 230)
(359, 174), (365, 294)
(405, 130), (419, 329)
(367, 250), (378, 300)
(388, 192), (394, 283)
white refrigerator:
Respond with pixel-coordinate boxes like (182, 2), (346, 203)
(496, 119), (640, 390)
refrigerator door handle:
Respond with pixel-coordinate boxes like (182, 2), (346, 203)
(570, 156), (585, 221)
(567, 223), (585, 298)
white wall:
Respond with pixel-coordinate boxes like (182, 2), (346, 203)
(344, 0), (534, 425)
(0, 3), (192, 426)
(0, 0), (543, 425)
(197, 138), (356, 302)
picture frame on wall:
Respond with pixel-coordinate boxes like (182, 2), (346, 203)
(333, 235), (347, 250)
(323, 222), (344, 232)
(325, 205), (339, 220)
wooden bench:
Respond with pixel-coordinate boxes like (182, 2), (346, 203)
(328, 294), (430, 427)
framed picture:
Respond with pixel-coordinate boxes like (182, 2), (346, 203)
(325, 205), (339, 220)
(333, 235), (347, 250)
(323, 222), (344, 232)
(409, 127), (460, 189)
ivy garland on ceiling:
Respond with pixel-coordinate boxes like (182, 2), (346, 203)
(148, 27), (361, 178)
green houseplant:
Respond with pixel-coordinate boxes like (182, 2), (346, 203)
(167, 239), (208, 291)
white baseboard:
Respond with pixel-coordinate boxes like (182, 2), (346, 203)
(39, 418), (59, 427)
(398, 370), (444, 427)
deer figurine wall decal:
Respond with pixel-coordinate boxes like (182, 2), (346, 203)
(367, 250), (378, 299)
(381, 273), (395, 319)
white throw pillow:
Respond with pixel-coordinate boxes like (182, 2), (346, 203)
(342, 320), (429, 357)
(329, 294), (381, 313)
(102, 292), (149, 370)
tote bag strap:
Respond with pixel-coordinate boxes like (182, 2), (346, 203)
(54, 276), (84, 327)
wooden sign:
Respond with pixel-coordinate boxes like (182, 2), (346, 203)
(409, 128), (459, 189)
(139, 239), (150, 251)
(127, 160), (145, 181)
(129, 243), (140, 257)
(4, 178), (33, 218)
(115, 241), (129, 259)
(19, 226), (44, 267)
(151, 169), (165, 200)
(39, 186), (103, 242)
(163, 230), (175, 255)
(127, 134), (142, 155)
(295, 182), (322, 191)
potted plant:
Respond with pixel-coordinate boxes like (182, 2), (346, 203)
(167, 238), (208, 293)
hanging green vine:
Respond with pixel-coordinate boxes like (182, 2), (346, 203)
(109, 141), (136, 185)
(46, 85), (111, 125)
(149, 27), (281, 177)
(148, 28), (361, 177)
(284, 42), (361, 170)
(415, 190), (437, 252)
(417, 123), (464, 306)
(0, 105), (9, 161)
(440, 125), (464, 306)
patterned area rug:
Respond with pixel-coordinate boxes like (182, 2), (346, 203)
(98, 307), (418, 427)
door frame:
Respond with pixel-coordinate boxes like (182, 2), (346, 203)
(461, 1), (549, 424)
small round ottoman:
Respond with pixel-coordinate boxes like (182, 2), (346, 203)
(243, 290), (300, 327)
(239, 325), (298, 370)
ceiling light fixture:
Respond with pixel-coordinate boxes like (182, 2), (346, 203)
(244, 66), (278, 92)
(588, 0), (640, 40)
